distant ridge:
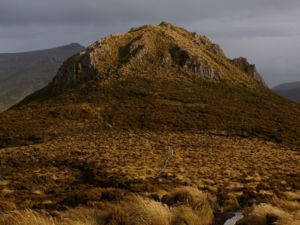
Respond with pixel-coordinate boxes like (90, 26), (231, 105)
(0, 43), (84, 111)
(0, 43), (83, 54)
(273, 81), (300, 103)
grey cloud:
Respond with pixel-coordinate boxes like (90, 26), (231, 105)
(1, 0), (300, 38)
(1, 0), (299, 26)
(189, 12), (300, 38)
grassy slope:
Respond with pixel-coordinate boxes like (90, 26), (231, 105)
(1, 75), (300, 149)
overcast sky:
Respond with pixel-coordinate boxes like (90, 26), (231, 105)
(0, 0), (300, 87)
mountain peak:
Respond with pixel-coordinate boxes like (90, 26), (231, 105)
(39, 23), (265, 96)
(64, 43), (84, 49)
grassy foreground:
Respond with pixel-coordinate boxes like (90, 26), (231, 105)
(0, 187), (213, 225)
(1, 187), (300, 225)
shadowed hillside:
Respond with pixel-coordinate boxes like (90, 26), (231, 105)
(0, 43), (84, 111)
(273, 81), (300, 103)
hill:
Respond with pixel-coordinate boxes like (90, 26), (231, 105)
(2, 22), (300, 148)
(273, 81), (300, 103)
(0, 23), (299, 223)
(0, 43), (84, 111)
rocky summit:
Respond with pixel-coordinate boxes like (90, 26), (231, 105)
(0, 23), (299, 222)
(29, 22), (266, 94)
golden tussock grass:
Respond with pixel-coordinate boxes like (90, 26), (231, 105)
(171, 206), (202, 225)
(163, 187), (213, 225)
(237, 203), (300, 225)
(0, 210), (57, 225)
(0, 188), (214, 225)
(125, 195), (171, 225)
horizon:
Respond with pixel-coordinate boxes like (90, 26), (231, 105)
(0, 26), (298, 87)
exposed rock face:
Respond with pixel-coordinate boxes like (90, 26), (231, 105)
(231, 57), (265, 85)
(51, 52), (99, 91)
(168, 45), (223, 79)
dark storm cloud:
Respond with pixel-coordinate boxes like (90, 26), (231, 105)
(0, 0), (300, 86)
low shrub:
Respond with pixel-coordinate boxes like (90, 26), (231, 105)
(162, 187), (213, 225)
(171, 206), (200, 225)
(126, 195), (171, 225)
(236, 204), (299, 225)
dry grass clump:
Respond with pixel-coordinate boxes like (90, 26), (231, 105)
(171, 206), (200, 225)
(62, 206), (130, 225)
(125, 195), (171, 225)
(237, 204), (300, 225)
(0, 210), (57, 225)
(64, 195), (171, 225)
(162, 187), (213, 225)
(0, 209), (101, 225)
(0, 199), (169, 225)
(221, 194), (240, 212)
(59, 208), (99, 225)
(96, 206), (130, 225)
(0, 189), (214, 225)
(271, 197), (300, 213)
(0, 201), (17, 211)
(282, 191), (300, 201)
(0, 196), (171, 225)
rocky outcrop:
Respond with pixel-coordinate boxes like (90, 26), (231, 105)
(231, 57), (265, 85)
(51, 51), (98, 91)
(168, 46), (223, 79)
